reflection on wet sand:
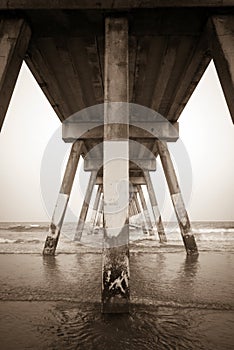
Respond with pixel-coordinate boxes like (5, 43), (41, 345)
(0, 250), (234, 349)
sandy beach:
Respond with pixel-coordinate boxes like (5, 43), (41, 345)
(0, 249), (234, 349)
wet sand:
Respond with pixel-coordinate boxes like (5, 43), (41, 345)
(0, 252), (234, 349)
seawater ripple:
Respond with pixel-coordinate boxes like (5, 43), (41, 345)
(0, 222), (234, 349)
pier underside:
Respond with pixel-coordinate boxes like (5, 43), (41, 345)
(0, 1), (234, 312)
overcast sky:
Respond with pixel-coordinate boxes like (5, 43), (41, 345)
(0, 60), (234, 222)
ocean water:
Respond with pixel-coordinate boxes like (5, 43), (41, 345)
(0, 221), (234, 349)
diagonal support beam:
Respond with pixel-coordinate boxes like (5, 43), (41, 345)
(102, 17), (130, 313)
(156, 140), (198, 255)
(143, 170), (167, 243)
(43, 140), (83, 255)
(74, 169), (98, 241)
(211, 15), (234, 123)
(0, 19), (31, 130)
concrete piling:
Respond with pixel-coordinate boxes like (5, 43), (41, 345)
(43, 140), (83, 255)
(143, 170), (167, 243)
(156, 140), (198, 255)
(133, 190), (149, 235)
(91, 185), (103, 233)
(137, 185), (154, 236)
(102, 17), (130, 313)
(74, 170), (98, 241)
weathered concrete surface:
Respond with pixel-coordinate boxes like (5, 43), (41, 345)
(84, 158), (156, 172)
(43, 140), (83, 255)
(62, 121), (179, 142)
(102, 17), (130, 313)
(211, 15), (234, 123)
(0, 19), (31, 130)
(102, 245), (130, 314)
(157, 140), (198, 255)
(96, 176), (146, 185)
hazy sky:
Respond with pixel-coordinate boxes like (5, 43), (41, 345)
(0, 60), (234, 222)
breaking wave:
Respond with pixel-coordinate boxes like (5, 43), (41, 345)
(0, 224), (49, 232)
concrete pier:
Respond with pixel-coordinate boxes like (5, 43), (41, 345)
(1, 1), (234, 312)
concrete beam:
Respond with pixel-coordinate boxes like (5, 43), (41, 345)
(43, 140), (83, 255)
(84, 159), (156, 171)
(62, 122), (179, 142)
(102, 17), (130, 313)
(96, 176), (146, 185)
(211, 15), (234, 123)
(0, 19), (31, 131)
(0, 1), (233, 9)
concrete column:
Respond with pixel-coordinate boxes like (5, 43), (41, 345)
(102, 17), (130, 313)
(0, 19), (31, 130)
(96, 194), (104, 231)
(143, 170), (167, 243)
(129, 189), (136, 217)
(157, 140), (198, 255)
(133, 191), (148, 235)
(91, 185), (102, 232)
(131, 199), (138, 216)
(137, 185), (154, 236)
(129, 201), (134, 217)
(43, 140), (83, 255)
(74, 170), (98, 241)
